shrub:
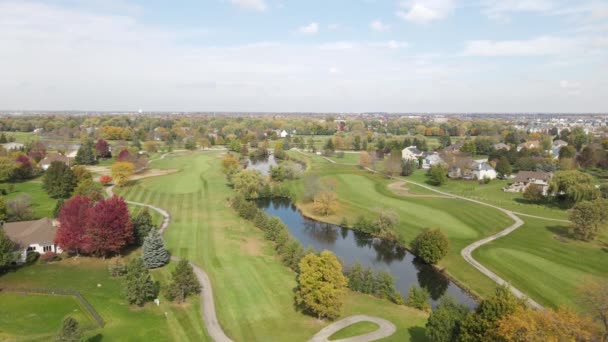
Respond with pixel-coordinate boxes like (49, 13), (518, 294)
(411, 228), (450, 264)
(100, 175), (112, 186)
(406, 285), (431, 312)
(108, 257), (127, 277)
(428, 164), (448, 186)
(26, 251), (40, 264)
(523, 184), (544, 202)
(40, 251), (60, 263)
(165, 259), (201, 303)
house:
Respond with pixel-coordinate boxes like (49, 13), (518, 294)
(443, 141), (463, 154)
(280, 130), (289, 138)
(2, 218), (62, 263)
(504, 171), (553, 195)
(421, 152), (444, 169)
(2, 142), (24, 151)
(493, 143), (510, 151)
(448, 165), (462, 178)
(471, 160), (497, 180)
(517, 140), (540, 152)
(401, 146), (423, 161)
(39, 153), (72, 170)
(65, 150), (78, 159)
(551, 140), (568, 158)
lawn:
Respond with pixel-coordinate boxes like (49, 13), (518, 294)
(116, 151), (429, 341)
(4, 177), (58, 219)
(0, 292), (96, 341)
(0, 258), (208, 341)
(328, 321), (379, 340)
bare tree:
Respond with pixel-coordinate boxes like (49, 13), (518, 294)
(578, 279), (608, 342)
(8, 194), (34, 221)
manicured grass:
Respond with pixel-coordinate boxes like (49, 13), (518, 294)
(4, 177), (58, 219)
(328, 321), (379, 340)
(327, 152), (360, 164)
(128, 204), (164, 227)
(473, 217), (608, 310)
(0, 258), (208, 341)
(0, 292), (95, 341)
(117, 151), (429, 341)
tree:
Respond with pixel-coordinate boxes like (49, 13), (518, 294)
(53, 199), (64, 218)
(13, 155), (35, 180)
(7, 194), (34, 221)
(144, 141), (158, 153)
(428, 164), (448, 186)
(494, 156), (511, 179)
(55, 316), (81, 342)
(313, 191), (338, 216)
(384, 149), (402, 176)
(116, 148), (132, 162)
(578, 279), (608, 341)
(100, 175), (112, 186)
(359, 151), (372, 168)
(376, 209), (399, 238)
(111, 161), (135, 187)
(496, 306), (597, 342)
(549, 170), (600, 203)
(0, 227), (16, 270)
(84, 195), (133, 256)
(142, 230), (170, 269)
(43, 161), (77, 198)
(559, 145), (576, 159)
(232, 169), (265, 199)
(522, 184), (544, 203)
(426, 296), (469, 342)
(55, 195), (92, 254)
(411, 228), (450, 264)
(165, 259), (201, 303)
(73, 178), (103, 201)
(72, 165), (92, 183)
(569, 199), (608, 241)
(401, 159), (418, 176)
(346, 262), (365, 292)
(221, 153), (240, 178)
(95, 139), (111, 158)
(0, 197), (7, 221)
(75, 140), (96, 165)
(0, 157), (17, 182)
(374, 271), (401, 303)
(324, 138), (335, 152)
(460, 140), (477, 155)
(406, 285), (431, 311)
(132, 208), (157, 245)
(124, 257), (158, 306)
(295, 251), (348, 319)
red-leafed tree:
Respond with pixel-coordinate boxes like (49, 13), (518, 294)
(27, 141), (47, 162)
(95, 139), (111, 158)
(13, 155), (34, 180)
(116, 149), (132, 162)
(55, 195), (92, 254)
(83, 195), (133, 256)
(99, 175), (112, 186)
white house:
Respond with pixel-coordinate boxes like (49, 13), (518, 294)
(401, 146), (423, 161)
(421, 152), (444, 169)
(504, 171), (553, 195)
(493, 143), (510, 151)
(2, 142), (24, 151)
(551, 140), (568, 158)
(517, 140), (540, 152)
(280, 130), (289, 138)
(39, 153), (72, 171)
(471, 160), (497, 180)
(2, 218), (62, 262)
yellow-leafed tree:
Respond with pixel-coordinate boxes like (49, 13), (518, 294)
(313, 190), (338, 216)
(112, 162), (135, 187)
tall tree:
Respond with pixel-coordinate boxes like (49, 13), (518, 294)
(578, 279), (608, 341)
(428, 164), (448, 186)
(75, 140), (96, 165)
(549, 170), (600, 203)
(7, 194), (34, 221)
(569, 199), (608, 241)
(132, 208), (157, 245)
(425, 296), (469, 342)
(43, 161), (77, 198)
(0, 227), (16, 270)
(142, 230), (170, 269)
(494, 156), (512, 179)
(295, 251), (348, 319)
(165, 259), (201, 303)
(55, 195), (92, 254)
(411, 228), (450, 264)
(111, 161), (135, 187)
(313, 191), (338, 216)
(124, 257), (158, 306)
(95, 139), (111, 158)
(0, 157), (17, 182)
(406, 285), (431, 311)
(232, 169), (265, 199)
(84, 196), (133, 256)
(55, 316), (82, 342)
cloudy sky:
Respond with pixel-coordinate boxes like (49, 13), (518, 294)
(1, 0), (607, 112)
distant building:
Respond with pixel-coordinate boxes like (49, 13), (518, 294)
(421, 152), (444, 169)
(517, 140), (540, 152)
(39, 153), (72, 170)
(493, 143), (510, 151)
(401, 146), (423, 161)
(504, 171), (553, 195)
(471, 160), (497, 180)
(2, 142), (24, 151)
(2, 218), (62, 263)
(280, 130), (289, 138)
(443, 141), (463, 154)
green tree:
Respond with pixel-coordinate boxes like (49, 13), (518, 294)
(346, 261), (364, 292)
(324, 138), (335, 152)
(124, 257), (159, 306)
(460, 140), (477, 155)
(406, 285), (431, 311)
(426, 296), (469, 342)
(559, 145), (576, 159)
(522, 184), (544, 203)
(494, 156), (512, 179)
(295, 251), (348, 319)
(75, 140), (96, 165)
(55, 316), (81, 342)
(52, 199), (64, 218)
(0, 227), (16, 270)
(411, 228), (450, 264)
(375, 271), (402, 304)
(0, 157), (17, 182)
(165, 259), (201, 303)
(42, 161), (77, 198)
(142, 230), (170, 269)
(401, 159), (418, 176)
(428, 164), (448, 186)
(569, 199), (608, 241)
(549, 170), (600, 203)
(0, 197), (7, 221)
(233, 169), (265, 199)
(132, 209), (157, 245)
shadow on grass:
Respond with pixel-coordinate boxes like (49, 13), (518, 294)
(513, 198), (572, 210)
(546, 225), (573, 243)
(87, 333), (103, 342)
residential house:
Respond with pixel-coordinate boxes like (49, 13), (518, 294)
(551, 140), (568, 158)
(443, 141), (463, 154)
(280, 130), (289, 138)
(504, 171), (553, 195)
(493, 143), (510, 151)
(517, 140), (541, 152)
(471, 160), (497, 180)
(2, 142), (24, 151)
(2, 218), (62, 263)
(421, 152), (444, 169)
(401, 146), (423, 161)
(39, 153), (72, 170)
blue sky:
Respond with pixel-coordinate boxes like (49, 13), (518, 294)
(0, 0), (607, 112)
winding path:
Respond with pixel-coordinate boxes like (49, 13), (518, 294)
(299, 149), (550, 309)
(308, 315), (396, 342)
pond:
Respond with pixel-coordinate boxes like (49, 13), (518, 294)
(256, 197), (478, 309)
(246, 155), (278, 176)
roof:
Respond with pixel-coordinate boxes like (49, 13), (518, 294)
(493, 143), (509, 150)
(39, 153), (71, 166)
(2, 218), (57, 247)
(552, 140), (568, 147)
(518, 140), (540, 149)
(444, 141), (463, 152)
(472, 160), (494, 171)
(513, 171), (553, 183)
(2, 142), (24, 150)
(402, 146), (422, 155)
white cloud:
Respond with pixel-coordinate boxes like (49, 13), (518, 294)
(481, 0), (553, 21)
(298, 22), (319, 34)
(559, 80), (582, 95)
(370, 20), (390, 32)
(396, 0), (454, 24)
(372, 40), (409, 49)
(463, 36), (575, 56)
(229, 0), (267, 12)
(319, 42), (356, 50)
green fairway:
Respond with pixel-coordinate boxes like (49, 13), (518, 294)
(473, 217), (608, 310)
(117, 151), (429, 341)
(0, 292), (95, 340)
(328, 321), (379, 340)
(0, 258), (207, 341)
(5, 177), (57, 219)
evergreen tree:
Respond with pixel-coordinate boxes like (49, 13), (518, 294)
(406, 285), (431, 312)
(75, 140), (96, 165)
(55, 316), (81, 342)
(347, 262), (364, 292)
(425, 296), (469, 342)
(375, 271), (398, 302)
(165, 259), (201, 303)
(0, 133), (6, 144)
(52, 198), (64, 218)
(42, 161), (77, 198)
(495, 156), (512, 179)
(361, 267), (375, 294)
(132, 209), (157, 245)
(324, 138), (335, 152)
(142, 230), (170, 269)
(124, 258), (158, 306)
(0, 228), (16, 270)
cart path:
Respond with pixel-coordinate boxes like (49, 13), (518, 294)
(308, 315), (396, 342)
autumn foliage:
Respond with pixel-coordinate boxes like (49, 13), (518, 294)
(99, 175), (112, 186)
(55, 195), (133, 256)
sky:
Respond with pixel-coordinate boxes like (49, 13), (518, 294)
(0, 0), (607, 113)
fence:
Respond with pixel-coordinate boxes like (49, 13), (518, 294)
(0, 287), (105, 327)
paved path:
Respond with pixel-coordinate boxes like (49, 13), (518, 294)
(295, 149), (546, 309)
(308, 315), (396, 342)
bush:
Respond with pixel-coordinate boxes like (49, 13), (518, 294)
(108, 258), (127, 277)
(428, 164), (448, 186)
(523, 184), (544, 202)
(336, 151), (345, 159)
(40, 251), (60, 263)
(406, 285), (431, 311)
(411, 228), (450, 264)
(26, 251), (40, 264)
